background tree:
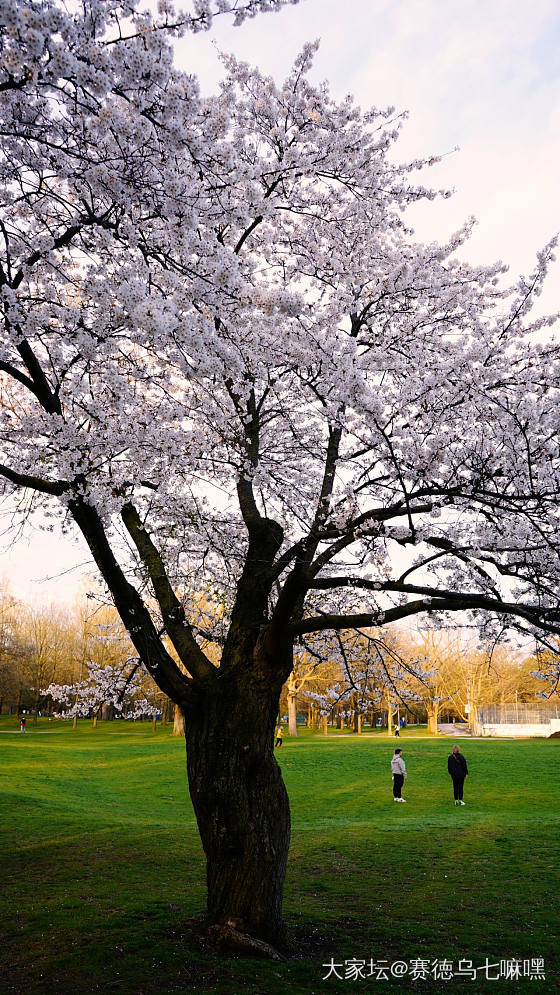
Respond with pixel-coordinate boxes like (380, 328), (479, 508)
(508, 642), (560, 705)
(42, 658), (159, 723)
(283, 643), (337, 736)
(1, 0), (560, 954)
(438, 639), (514, 724)
(299, 625), (419, 732)
(17, 604), (74, 720)
(402, 629), (462, 733)
(0, 580), (24, 712)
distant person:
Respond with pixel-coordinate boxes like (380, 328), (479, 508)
(448, 744), (468, 805)
(274, 725), (284, 749)
(20, 716), (26, 733)
(391, 748), (407, 802)
(394, 723), (400, 736)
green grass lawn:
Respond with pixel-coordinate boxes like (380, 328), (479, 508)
(0, 717), (558, 994)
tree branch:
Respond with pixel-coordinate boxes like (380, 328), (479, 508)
(68, 497), (193, 705)
(293, 584), (560, 638)
(0, 361), (36, 393)
(121, 502), (215, 683)
(0, 463), (68, 496)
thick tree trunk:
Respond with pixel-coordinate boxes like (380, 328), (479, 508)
(184, 671), (290, 948)
(287, 692), (298, 737)
(427, 701), (439, 735)
(172, 703), (185, 737)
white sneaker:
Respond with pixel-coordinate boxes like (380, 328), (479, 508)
(459, 800), (466, 806)
(454, 800), (459, 805)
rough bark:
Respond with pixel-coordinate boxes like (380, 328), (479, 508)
(184, 665), (290, 948)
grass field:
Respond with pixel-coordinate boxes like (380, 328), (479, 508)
(1, 716), (558, 994)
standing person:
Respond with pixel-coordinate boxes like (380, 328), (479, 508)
(448, 744), (468, 805)
(391, 748), (407, 802)
(20, 716), (26, 733)
(274, 725), (284, 749)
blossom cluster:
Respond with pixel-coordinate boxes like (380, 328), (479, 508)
(42, 660), (158, 718)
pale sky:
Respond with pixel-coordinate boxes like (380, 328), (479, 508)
(2, 0), (559, 604)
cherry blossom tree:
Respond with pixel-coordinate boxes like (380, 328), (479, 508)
(1, 0), (560, 953)
(42, 658), (156, 721)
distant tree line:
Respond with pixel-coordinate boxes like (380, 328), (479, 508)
(0, 580), (169, 721)
(279, 626), (555, 734)
(0, 577), (555, 731)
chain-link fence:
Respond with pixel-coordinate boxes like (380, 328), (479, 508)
(478, 704), (560, 725)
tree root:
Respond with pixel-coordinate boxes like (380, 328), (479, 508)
(207, 922), (284, 961)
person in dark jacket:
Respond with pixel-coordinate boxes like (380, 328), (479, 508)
(448, 744), (468, 805)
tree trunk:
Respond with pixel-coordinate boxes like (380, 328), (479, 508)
(427, 701), (439, 735)
(184, 671), (290, 948)
(172, 703), (185, 737)
(287, 692), (298, 737)
(33, 688), (40, 725)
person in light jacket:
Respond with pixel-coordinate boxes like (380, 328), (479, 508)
(448, 744), (468, 805)
(391, 748), (407, 802)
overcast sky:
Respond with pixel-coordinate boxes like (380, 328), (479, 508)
(176, 0), (559, 275)
(2, 0), (559, 604)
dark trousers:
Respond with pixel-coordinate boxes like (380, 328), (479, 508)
(452, 777), (465, 800)
(393, 774), (404, 798)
